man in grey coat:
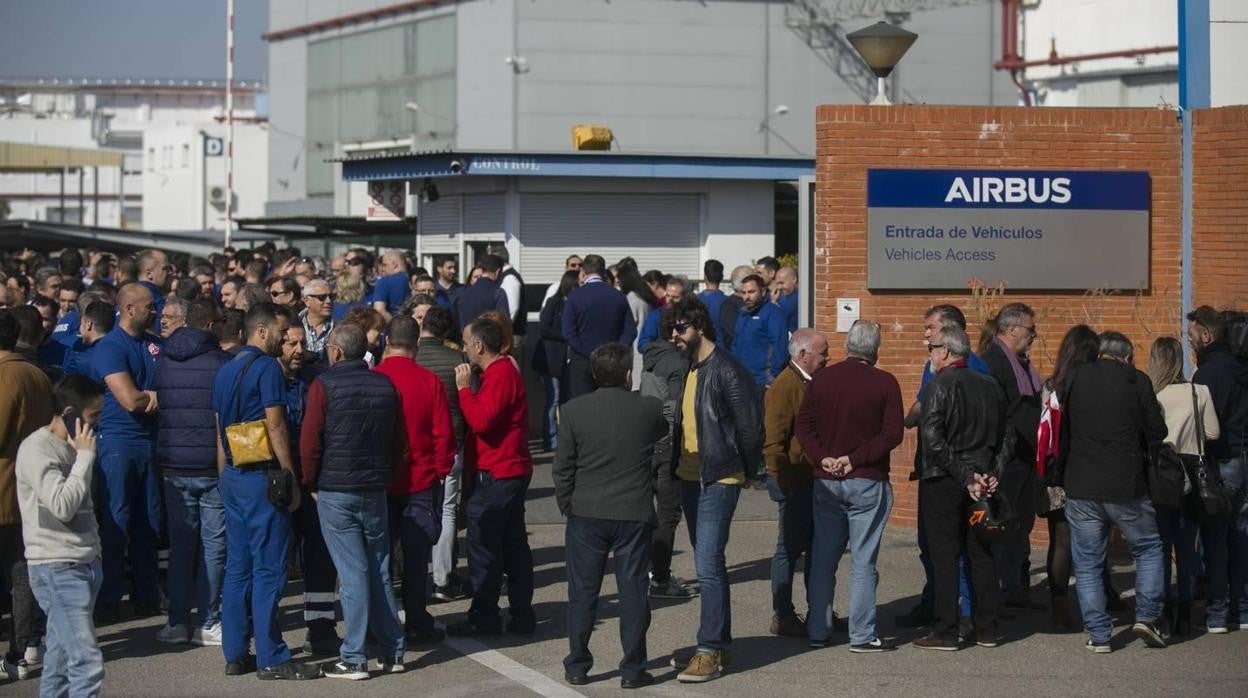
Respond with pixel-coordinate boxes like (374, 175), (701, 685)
(554, 343), (667, 690)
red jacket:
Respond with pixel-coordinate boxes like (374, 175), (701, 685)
(459, 357), (531, 479)
(374, 356), (456, 495)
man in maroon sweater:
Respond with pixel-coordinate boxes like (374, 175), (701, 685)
(447, 318), (535, 637)
(375, 316), (455, 646)
(796, 319), (903, 652)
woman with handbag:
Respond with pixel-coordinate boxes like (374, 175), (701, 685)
(1036, 325), (1102, 632)
(1149, 337), (1221, 636)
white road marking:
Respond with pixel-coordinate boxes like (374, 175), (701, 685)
(443, 635), (587, 698)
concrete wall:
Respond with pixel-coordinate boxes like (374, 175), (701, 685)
(143, 124), (269, 231)
(1210, 0), (1248, 107)
(813, 104), (1182, 536)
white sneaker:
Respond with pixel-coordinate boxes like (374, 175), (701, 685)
(191, 623), (223, 646)
(156, 623), (191, 644)
(23, 643), (43, 666)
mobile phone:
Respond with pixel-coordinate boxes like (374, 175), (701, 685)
(62, 407), (84, 433)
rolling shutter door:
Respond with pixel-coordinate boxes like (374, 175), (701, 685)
(417, 194), (460, 254)
(519, 193), (701, 283)
(464, 193), (505, 234)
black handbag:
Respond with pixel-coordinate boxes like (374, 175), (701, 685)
(1187, 383), (1233, 526)
(1148, 442), (1187, 510)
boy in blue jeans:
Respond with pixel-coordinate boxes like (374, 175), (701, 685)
(15, 375), (105, 697)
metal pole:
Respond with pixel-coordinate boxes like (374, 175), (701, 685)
(78, 168), (84, 224)
(93, 166), (99, 226)
(59, 169), (65, 222)
(118, 163), (125, 228)
(225, 0), (235, 249)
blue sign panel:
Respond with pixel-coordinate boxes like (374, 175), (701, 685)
(866, 168), (1151, 290)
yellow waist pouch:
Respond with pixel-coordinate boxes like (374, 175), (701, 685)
(225, 353), (276, 466)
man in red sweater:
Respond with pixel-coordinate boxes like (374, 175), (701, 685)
(374, 316), (455, 646)
(796, 319), (903, 652)
(447, 318), (535, 636)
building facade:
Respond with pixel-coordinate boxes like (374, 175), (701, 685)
(0, 77), (266, 230)
(268, 0), (1018, 218)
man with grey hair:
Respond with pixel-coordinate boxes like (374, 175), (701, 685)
(487, 245), (527, 346)
(717, 265), (756, 351)
(299, 279), (334, 361)
(1060, 330), (1168, 652)
(913, 324), (1013, 651)
(796, 320), (903, 651)
(159, 298), (189, 340)
(763, 328), (829, 638)
(981, 302), (1044, 611)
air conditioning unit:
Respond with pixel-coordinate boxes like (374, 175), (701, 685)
(208, 186), (227, 205)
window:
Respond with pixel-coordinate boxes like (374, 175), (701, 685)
(306, 13), (457, 194)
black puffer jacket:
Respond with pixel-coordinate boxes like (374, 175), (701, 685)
(1193, 341), (1248, 460)
(920, 365), (1015, 484)
(671, 348), (764, 484)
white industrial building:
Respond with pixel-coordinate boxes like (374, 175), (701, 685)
(0, 77), (268, 231)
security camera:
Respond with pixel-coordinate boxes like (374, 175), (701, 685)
(449, 159), (464, 174)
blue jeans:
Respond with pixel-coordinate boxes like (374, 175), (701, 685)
(1202, 457), (1248, 625)
(163, 474), (226, 629)
(219, 467), (292, 668)
(808, 478), (892, 645)
(766, 476), (812, 619)
(96, 440), (163, 606)
(542, 375), (559, 450)
(1066, 496), (1164, 643)
(680, 481), (741, 652)
(317, 490), (405, 664)
(28, 559), (103, 698)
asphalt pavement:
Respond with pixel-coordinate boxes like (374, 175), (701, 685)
(7, 445), (1248, 697)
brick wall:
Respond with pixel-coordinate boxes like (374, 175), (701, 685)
(1193, 105), (1248, 311)
(813, 105), (1183, 543)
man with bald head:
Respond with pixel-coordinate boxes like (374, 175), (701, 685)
(299, 279), (334, 363)
(371, 250), (411, 323)
(762, 328), (829, 638)
(774, 267), (799, 334)
(138, 249), (172, 318)
(91, 281), (165, 620)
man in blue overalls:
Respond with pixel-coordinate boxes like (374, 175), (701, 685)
(91, 283), (163, 621)
(212, 303), (320, 681)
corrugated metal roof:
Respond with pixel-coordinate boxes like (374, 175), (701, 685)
(0, 142), (125, 171)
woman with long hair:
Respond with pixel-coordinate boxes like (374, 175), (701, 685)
(1148, 336), (1220, 636)
(532, 269), (579, 451)
(1036, 324), (1100, 631)
(333, 270), (368, 322)
(616, 262), (658, 389)
(342, 306), (385, 367)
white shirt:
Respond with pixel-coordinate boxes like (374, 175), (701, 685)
(499, 264), (522, 322)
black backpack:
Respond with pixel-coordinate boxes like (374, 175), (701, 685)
(1222, 310), (1248, 362)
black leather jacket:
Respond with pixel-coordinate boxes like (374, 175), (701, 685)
(671, 348), (764, 484)
(919, 364), (1015, 484)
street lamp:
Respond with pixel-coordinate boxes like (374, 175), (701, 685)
(846, 21), (918, 106)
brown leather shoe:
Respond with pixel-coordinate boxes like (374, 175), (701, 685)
(770, 613), (807, 638)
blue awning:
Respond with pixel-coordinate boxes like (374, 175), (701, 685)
(337, 150), (814, 182)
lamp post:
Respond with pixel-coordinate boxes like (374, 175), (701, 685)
(846, 21), (918, 106)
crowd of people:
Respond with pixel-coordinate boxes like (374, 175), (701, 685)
(0, 241), (1243, 694)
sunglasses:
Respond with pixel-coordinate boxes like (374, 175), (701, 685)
(926, 343), (945, 352)
(672, 322), (691, 335)
(305, 294), (331, 301)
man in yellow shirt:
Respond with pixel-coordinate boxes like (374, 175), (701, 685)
(665, 298), (763, 684)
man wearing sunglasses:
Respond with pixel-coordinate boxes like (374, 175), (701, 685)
(664, 297), (762, 684)
(299, 280), (334, 364)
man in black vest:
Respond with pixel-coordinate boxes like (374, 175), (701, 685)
(451, 255), (509, 332)
(488, 245), (527, 349)
(300, 324), (409, 680)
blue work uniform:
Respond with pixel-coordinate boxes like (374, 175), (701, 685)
(62, 338), (98, 379)
(698, 289), (727, 341)
(776, 290), (799, 334)
(52, 308), (79, 347)
(91, 326), (163, 607)
(139, 280), (166, 318)
(371, 272), (410, 315)
(212, 346), (294, 668)
(730, 301), (788, 387)
(637, 307), (663, 352)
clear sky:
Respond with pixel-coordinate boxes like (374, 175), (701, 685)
(0, 0), (269, 83)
